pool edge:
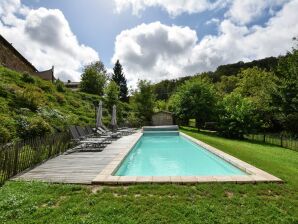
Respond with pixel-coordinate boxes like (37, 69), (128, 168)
(92, 131), (282, 185)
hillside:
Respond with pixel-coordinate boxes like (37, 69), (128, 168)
(153, 56), (280, 100)
(0, 67), (102, 143)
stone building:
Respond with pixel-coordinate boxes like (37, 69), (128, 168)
(0, 34), (55, 82)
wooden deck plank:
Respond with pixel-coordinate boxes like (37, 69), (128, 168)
(14, 132), (141, 184)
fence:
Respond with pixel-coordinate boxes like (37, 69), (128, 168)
(245, 134), (298, 151)
(0, 132), (71, 185)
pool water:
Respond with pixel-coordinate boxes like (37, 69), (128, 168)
(114, 132), (247, 176)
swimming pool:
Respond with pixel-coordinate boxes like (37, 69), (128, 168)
(114, 132), (247, 176)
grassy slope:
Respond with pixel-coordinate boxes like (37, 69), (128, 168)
(0, 67), (102, 142)
(0, 127), (297, 223)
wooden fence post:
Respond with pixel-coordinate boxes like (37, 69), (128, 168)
(13, 147), (19, 175)
(281, 135), (283, 147)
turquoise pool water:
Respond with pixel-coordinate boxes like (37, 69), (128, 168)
(115, 132), (247, 176)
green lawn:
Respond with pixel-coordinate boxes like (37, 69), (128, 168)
(0, 127), (297, 224)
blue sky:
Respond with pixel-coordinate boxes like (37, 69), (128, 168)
(22, 0), (224, 67)
(1, 0), (298, 85)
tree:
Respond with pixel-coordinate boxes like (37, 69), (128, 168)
(132, 80), (155, 124)
(273, 47), (298, 134)
(216, 75), (240, 94)
(112, 60), (128, 102)
(104, 81), (120, 112)
(218, 92), (260, 139)
(80, 61), (107, 95)
(235, 67), (278, 131)
(169, 77), (218, 127)
(84, 61), (107, 75)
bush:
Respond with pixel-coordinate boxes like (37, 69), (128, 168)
(21, 72), (35, 84)
(54, 93), (66, 104)
(0, 84), (8, 97)
(55, 80), (66, 92)
(126, 112), (143, 127)
(0, 126), (10, 143)
(15, 87), (43, 111)
(16, 116), (53, 139)
(39, 82), (54, 93)
(0, 115), (16, 142)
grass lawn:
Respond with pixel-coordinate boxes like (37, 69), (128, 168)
(0, 127), (297, 224)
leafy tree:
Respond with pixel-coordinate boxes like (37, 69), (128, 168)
(84, 61), (107, 75)
(104, 81), (120, 112)
(235, 67), (278, 131)
(218, 92), (260, 139)
(154, 100), (168, 112)
(80, 61), (107, 95)
(132, 80), (155, 124)
(169, 77), (218, 127)
(216, 75), (240, 94)
(273, 47), (298, 134)
(112, 60), (128, 102)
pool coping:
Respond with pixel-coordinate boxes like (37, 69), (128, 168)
(92, 132), (283, 185)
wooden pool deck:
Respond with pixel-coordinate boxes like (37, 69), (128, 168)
(15, 132), (141, 184)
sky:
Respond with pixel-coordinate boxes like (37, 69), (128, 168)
(0, 0), (298, 87)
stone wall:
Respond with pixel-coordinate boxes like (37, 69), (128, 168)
(0, 36), (37, 74)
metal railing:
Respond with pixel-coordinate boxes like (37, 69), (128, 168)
(245, 134), (298, 151)
(0, 132), (71, 185)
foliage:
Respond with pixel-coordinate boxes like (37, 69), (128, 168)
(132, 80), (155, 124)
(112, 60), (128, 102)
(154, 100), (168, 112)
(84, 61), (107, 75)
(80, 62), (107, 95)
(211, 56), (279, 82)
(169, 77), (218, 127)
(218, 92), (260, 138)
(14, 86), (44, 111)
(21, 72), (35, 84)
(216, 75), (240, 94)
(55, 79), (66, 92)
(0, 126), (10, 143)
(0, 66), (101, 143)
(16, 116), (53, 139)
(273, 48), (298, 134)
(235, 67), (278, 131)
(104, 80), (120, 112)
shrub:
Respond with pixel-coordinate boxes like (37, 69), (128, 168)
(54, 93), (66, 104)
(38, 81), (54, 93)
(16, 116), (53, 139)
(0, 84), (8, 97)
(21, 72), (35, 84)
(0, 126), (10, 143)
(126, 112), (143, 127)
(55, 80), (66, 92)
(15, 87), (43, 111)
(0, 115), (16, 142)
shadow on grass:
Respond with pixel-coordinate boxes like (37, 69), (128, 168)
(179, 126), (289, 150)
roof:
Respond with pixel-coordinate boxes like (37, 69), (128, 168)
(0, 34), (38, 72)
(153, 111), (173, 115)
(36, 68), (55, 81)
(64, 82), (80, 86)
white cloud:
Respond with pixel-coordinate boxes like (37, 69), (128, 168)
(112, 0), (298, 86)
(0, 0), (99, 81)
(225, 0), (288, 25)
(114, 0), (228, 17)
(205, 18), (220, 26)
(115, 0), (290, 25)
